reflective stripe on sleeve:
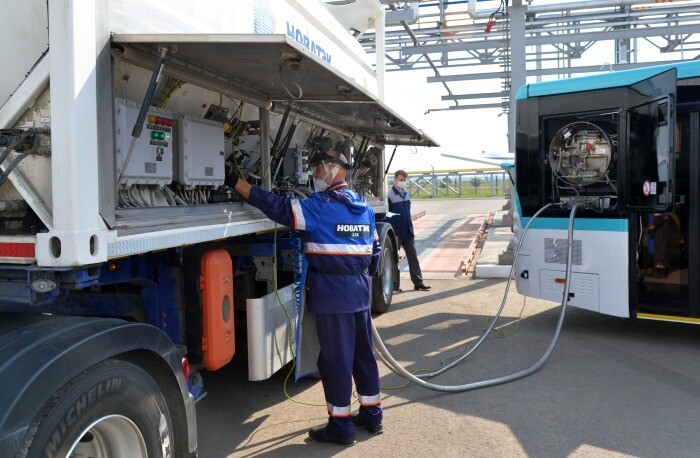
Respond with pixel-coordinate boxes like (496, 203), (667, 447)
(304, 243), (373, 255)
(327, 403), (352, 417)
(358, 393), (382, 407)
(291, 199), (306, 230)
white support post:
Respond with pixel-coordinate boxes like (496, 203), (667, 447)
(375, 8), (386, 102)
(509, 2), (527, 155)
(36, 0), (111, 266)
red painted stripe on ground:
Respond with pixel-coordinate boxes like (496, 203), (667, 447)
(419, 214), (488, 278)
(411, 214), (448, 238)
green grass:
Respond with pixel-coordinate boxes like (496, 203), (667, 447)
(399, 185), (507, 199)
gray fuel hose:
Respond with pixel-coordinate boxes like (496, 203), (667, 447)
(415, 202), (552, 379)
(372, 203), (579, 392)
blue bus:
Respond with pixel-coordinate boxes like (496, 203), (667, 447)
(512, 60), (700, 324)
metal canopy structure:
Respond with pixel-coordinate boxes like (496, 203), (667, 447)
(358, 0), (700, 149)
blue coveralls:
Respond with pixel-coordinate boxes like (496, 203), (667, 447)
(388, 185), (425, 287)
(387, 185), (414, 241)
(248, 181), (383, 439)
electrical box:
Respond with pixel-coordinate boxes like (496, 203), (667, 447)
(114, 98), (173, 188)
(281, 145), (309, 184)
(176, 115), (225, 189)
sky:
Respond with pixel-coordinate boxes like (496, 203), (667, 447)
(378, 0), (693, 173)
(383, 69), (509, 173)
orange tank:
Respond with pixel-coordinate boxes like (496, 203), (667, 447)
(200, 249), (235, 371)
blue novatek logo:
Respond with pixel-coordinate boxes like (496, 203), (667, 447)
(286, 21), (332, 65)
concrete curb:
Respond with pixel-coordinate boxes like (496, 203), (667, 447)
(474, 263), (512, 278)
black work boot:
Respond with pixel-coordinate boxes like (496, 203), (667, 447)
(351, 413), (384, 435)
(308, 425), (356, 446)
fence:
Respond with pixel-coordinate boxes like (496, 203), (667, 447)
(389, 171), (511, 198)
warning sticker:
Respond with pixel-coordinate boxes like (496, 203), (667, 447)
(642, 180), (651, 197)
(650, 182), (657, 195)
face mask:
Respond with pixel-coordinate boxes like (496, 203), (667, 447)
(313, 177), (329, 192)
(395, 180), (406, 189)
(313, 163), (335, 192)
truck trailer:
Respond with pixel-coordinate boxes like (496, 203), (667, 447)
(0, 1), (436, 456)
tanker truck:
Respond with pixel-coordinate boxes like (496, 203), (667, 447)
(0, 1), (435, 455)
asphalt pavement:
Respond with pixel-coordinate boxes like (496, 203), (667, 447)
(196, 198), (700, 458)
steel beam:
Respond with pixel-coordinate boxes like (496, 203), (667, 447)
(402, 24), (700, 56)
(441, 92), (508, 101)
(427, 59), (688, 83)
(428, 71), (507, 83)
(433, 102), (509, 111)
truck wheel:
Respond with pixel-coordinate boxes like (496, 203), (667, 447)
(372, 233), (396, 314)
(21, 359), (175, 458)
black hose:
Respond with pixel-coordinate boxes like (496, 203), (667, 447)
(384, 144), (399, 176)
(271, 105), (291, 159)
(272, 123), (298, 181)
(0, 151), (34, 187)
(352, 136), (368, 170)
(0, 131), (32, 166)
(279, 123), (297, 158)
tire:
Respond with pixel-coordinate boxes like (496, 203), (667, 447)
(21, 359), (175, 458)
(372, 232), (396, 314)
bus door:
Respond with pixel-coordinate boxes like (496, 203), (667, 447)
(635, 107), (699, 320)
(623, 69), (691, 318)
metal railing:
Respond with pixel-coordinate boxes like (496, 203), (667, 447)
(389, 171), (510, 198)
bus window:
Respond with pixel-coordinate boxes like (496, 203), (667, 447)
(626, 98), (673, 211)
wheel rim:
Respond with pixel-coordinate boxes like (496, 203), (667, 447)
(381, 246), (394, 300)
(68, 415), (148, 458)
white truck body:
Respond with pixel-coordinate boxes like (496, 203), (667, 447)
(0, 0), (433, 267)
(0, 1), (435, 455)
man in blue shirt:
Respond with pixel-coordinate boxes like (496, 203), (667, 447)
(388, 170), (430, 291)
(231, 150), (383, 446)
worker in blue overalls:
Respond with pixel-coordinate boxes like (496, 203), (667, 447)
(231, 149), (383, 446)
(388, 170), (430, 291)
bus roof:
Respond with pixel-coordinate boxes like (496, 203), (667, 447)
(516, 60), (700, 100)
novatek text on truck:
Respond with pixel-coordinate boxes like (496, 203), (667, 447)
(0, 1), (436, 456)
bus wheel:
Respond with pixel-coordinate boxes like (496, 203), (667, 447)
(21, 359), (175, 458)
(372, 232), (396, 314)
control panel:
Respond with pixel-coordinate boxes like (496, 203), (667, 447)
(114, 98), (173, 188)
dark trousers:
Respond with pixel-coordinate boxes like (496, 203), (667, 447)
(315, 310), (382, 439)
(399, 235), (424, 286)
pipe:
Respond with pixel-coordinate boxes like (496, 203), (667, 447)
(525, 0), (665, 15)
(278, 105), (357, 141)
(467, 0), (676, 19)
(387, 2), (459, 105)
(372, 203), (579, 392)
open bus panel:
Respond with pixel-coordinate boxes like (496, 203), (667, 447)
(514, 62), (700, 323)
